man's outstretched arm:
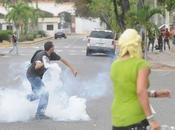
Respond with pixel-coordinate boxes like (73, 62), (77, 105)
(60, 58), (78, 77)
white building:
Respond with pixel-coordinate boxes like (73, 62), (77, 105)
(0, 1), (105, 36)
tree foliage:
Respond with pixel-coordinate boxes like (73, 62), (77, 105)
(5, 1), (36, 38)
(127, 5), (162, 31)
(158, 0), (175, 12)
(74, 0), (96, 18)
(89, 0), (115, 30)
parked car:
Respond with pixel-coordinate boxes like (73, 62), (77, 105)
(86, 30), (116, 56)
(54, 32), (67, 39)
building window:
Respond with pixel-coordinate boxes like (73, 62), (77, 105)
(47, 25), (53, 30)
(6, 25), (13, 30)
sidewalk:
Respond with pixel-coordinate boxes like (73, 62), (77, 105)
(0, 36), (53, 48)
(148, 44), (175, 71)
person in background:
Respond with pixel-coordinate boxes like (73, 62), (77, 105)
(9, 33), (18, 55)
(164, 28), (171, 50)
(147, 30), (155, 52)
(26, 41), (78, 120)
(110, 29), (171, 130)
(157, 33), (163, 52)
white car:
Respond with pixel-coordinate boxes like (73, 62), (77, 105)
(86, 30), (116, 56)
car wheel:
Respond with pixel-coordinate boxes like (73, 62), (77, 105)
(86, 48), (91, 56)
(108, 50), (115, 58)
(112, 50), (115, 55)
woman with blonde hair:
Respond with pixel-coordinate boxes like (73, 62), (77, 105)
(110, 29), (170, 130)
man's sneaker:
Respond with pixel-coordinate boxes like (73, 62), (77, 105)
(35, 114), (50, 120)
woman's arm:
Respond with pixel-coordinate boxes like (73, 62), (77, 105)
(137, 68), (152, 117)
(60, 58), (78, 77)
(137, 68), (161, 130)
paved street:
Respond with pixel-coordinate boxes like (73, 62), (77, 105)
(0, 35), (175, 130)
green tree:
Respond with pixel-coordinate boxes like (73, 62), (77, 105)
(0, 0), (32, 8)
(126, 5), (162, 58)
(0, 0), (16, 8)
(112, 0), (130, 31)
(5, 1), (35, 41)
(158, 0), (175, 12)
(0, 13), (5, 18)
(74, 0), (96, 18)
(158, 0), (175, 29)
(89, 0), (115, 30)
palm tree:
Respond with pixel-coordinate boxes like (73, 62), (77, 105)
(126, 5), (162, 58)
(5, 1), (35, 41)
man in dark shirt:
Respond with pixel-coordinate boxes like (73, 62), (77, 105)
(26, 41), (77, 119)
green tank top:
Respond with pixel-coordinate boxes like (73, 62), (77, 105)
(110, 57), (150, 127)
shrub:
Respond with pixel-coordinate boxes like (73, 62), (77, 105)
(19, 33), (34, 41)
(37, 30), (46, 37)
(19, 34), (26, 42)
(26, 33), (34, 41)
(0, 30), (12, 42)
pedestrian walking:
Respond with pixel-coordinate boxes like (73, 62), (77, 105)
(163, 28), (171, 50)
(26, 41), (78, 120)
(9, 33), (18, 55)
(110, 29), (171, 130)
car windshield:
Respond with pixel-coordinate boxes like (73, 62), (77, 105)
(56, 32), (64, 34)
(90, 31), (114, 39)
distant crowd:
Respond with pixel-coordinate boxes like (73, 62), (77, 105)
(147, 28), (175, 52)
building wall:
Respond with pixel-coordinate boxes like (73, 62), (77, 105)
(38, 17), (60, 36)
(39, 22), (57, 36)
(0, 19), (13, 31)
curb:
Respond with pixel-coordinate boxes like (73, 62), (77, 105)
(19, 36), (53, 45)
(0, 37), (53, 48)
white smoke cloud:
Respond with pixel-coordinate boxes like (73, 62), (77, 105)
(43, 63), (90, 121)
(0, 82), (36, 122)
(0, 61), (111, 122)
(61, 69), (112, 99)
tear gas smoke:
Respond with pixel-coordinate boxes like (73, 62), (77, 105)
(0, 62), (110, 122)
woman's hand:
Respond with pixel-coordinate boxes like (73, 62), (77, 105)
(156, 90), (171, 98)
(150, 120), (161, 130)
